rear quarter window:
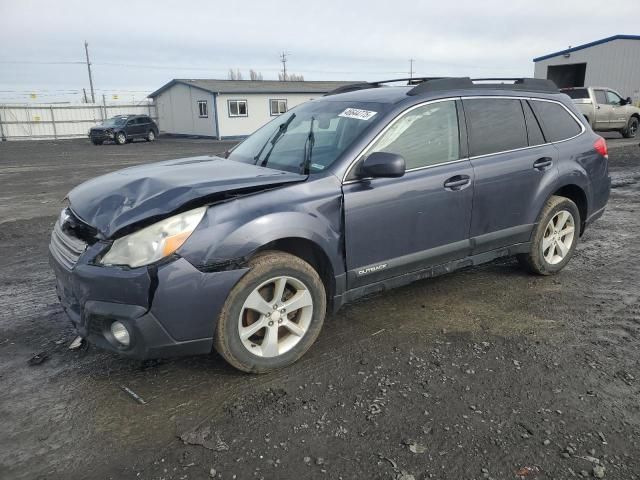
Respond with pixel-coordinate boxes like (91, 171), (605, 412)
(529, 100), (582, 143)
(463, 98), (528, 157)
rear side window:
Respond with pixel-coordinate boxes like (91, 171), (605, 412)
(530, 100), (582, 142)
(562, 88), (589, 99)
(369, 100), (460, 170)
(463, 98), (528, 157)
(522, 101), (546, 146)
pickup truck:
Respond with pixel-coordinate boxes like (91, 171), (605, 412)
(562, 87), (639, 138)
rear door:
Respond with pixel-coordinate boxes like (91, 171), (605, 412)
(137, 116), (151, 136)
(342, 99), (474, 288)
(592, 89), (612, 130)
(463, 97), (558, 253)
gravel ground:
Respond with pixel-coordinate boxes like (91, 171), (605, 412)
(0, 137), (638, 480)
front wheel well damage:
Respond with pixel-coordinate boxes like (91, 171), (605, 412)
(255, 238), (335, 306)
(552, 184), (588, 234)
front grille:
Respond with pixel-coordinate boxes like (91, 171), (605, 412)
(50, 220), (87, 270)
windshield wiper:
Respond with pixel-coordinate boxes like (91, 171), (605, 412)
(254, 113), (296, 167)
(300, 117), (315, 175)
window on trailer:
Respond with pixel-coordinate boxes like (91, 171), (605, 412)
(229, 100), (248, 117)
(270, 99), (288, 116)
(197, 100), (208, 118)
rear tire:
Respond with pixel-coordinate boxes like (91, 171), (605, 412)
(622, 116), (638, 138)
(517, 195), (580, 275)
(214, 251), (326, 373)
(115, 132), (127, 145)
(91, 140), (103, 145)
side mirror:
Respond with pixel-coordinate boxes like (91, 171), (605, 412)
(358, 152), (405, 179)
(625, 97), (632, 105)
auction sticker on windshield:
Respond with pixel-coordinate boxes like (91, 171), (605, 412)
(338, 108), (377, 121)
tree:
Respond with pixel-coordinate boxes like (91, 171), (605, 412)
(227, 68), (244, 80)
(278, 72), (304, 81)
(249, 69), (264, 80)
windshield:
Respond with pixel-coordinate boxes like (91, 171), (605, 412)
(228, 100), (388, 174)
(101, 117), (128, 127)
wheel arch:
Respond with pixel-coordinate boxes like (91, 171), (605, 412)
(255, 237), (336, 305)
(552, 184), (588, 234)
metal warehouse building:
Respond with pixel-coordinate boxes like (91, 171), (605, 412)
(534, 34), (640, 102)
(148, 79), (354, 139)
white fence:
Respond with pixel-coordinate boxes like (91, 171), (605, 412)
(0, 102), (158, 141)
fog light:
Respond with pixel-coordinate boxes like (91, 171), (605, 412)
(110, 321), (131, 347)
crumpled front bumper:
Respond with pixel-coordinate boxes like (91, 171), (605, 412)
(49, 245), (247, 360)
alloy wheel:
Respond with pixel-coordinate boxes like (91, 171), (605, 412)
(542, 210), (575, 265)
(238, 276), (313, 357)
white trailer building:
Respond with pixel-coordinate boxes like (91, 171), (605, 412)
(533, 35), (640, 103)
(148, 79), (355, 139)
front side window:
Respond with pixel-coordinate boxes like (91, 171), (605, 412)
(228, 100), (248, 117)
(228, 100), (388, 174)
(463, 98), (528, 157)
(197, 100), (208, 118)
(530, 100), (582, 142)
(594, 89), (607, 105)
(367, 100), (460, 170)
(270, 99), (287, 116)
(605, 90), (623, 106)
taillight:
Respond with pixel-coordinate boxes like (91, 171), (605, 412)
(594, 137), (608, 159)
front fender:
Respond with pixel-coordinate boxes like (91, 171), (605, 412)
(180, 176), (344, 275)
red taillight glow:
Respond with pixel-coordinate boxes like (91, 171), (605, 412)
(594, 137), (608, 158)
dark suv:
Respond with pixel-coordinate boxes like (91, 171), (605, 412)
(51, 77), (610, 372)
(89, 114), (158, 145)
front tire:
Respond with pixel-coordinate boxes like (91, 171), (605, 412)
(146, 130), (156, 142)
(622, 116), (638, 138)
(518, 195), (580, 275)
(214, 251), (326, 373)
(115, 132), (127, 145)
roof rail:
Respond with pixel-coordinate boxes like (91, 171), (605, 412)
(325, 77), (559, 97)
(324, 77), (446, 96)
(323, 82), (376, 96)
(407, 77), (475, 95)
(471, 78), (558, 91)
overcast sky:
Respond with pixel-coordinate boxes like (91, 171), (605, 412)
(0, 0), (637, 103)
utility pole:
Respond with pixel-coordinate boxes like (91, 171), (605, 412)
(84, 41), (95, 103)
(82, 88), (88, 103)
(280, 51), (288, 81)
(409, 59), (415, 80)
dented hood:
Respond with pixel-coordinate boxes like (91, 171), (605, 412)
(68, 155), (306, 238)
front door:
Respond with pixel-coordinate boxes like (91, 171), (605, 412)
(342, 99), (474, 289)
(605, 90), (628, 129)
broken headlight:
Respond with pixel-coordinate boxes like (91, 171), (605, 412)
(100, 207), (206, 268)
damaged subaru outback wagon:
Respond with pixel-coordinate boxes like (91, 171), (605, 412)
(50, 77), (610, 372)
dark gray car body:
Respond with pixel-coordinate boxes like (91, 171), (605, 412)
(50, 82), (610, 359)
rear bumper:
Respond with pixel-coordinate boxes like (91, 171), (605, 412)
(50, 248), (247, 359)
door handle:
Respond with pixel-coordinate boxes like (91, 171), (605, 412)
(533, 157), (553, 170)
(444, 175), (471, 190)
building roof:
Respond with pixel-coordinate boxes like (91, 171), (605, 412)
(148, 79), (359, 98)
(533, 34), (640, 62)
